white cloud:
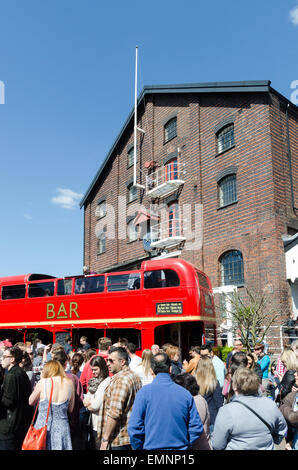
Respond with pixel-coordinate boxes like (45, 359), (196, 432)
(24, 213), (33, 220)
(290, 6), (298, 25)
(51, 188), (83, 210)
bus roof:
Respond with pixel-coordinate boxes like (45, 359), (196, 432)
(0, 274), (56, 285)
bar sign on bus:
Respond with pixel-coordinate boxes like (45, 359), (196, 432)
(156, 302), (183, 315)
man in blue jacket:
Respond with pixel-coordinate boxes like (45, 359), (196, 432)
(127, 352), (203, 450)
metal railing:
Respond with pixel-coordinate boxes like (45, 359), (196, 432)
(145, 165), (184, 195)
(150, 218), (187, 247)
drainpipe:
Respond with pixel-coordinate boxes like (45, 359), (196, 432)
(285, 103), (298, 211)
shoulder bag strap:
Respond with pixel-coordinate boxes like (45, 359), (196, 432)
(45, 378), (54, 425)
(233, 399), (273, 434)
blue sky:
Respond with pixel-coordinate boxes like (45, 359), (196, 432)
(0, 0), (297, 278)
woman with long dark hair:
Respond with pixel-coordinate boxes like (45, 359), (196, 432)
(83, 355), (111, 449)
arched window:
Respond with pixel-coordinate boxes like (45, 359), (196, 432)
(164, 117), (177, 143)
(220, 250), (244, 286)
(97, 227), (107, 255)
(127, 183), (137, 203)
(95, 199), (107, 218)
(165, 158), (178, 181)
(127, 146), (136, 168)
(127, 220), (138, 242)
(168, 202), (180, 237)
(217, 123), (234, 154)
(218, 174), (237, 207)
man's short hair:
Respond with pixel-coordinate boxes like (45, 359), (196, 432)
(98, 337), (112, 351)
(8, 346), (23, 365)
(109, 346), (129, 364)
(200, 344), (212, 353)
(127, 342), (137, 354)
(151, 352), (171, 375)
(80, 336), (87, 342)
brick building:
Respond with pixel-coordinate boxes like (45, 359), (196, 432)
(80, 81), (298, 350)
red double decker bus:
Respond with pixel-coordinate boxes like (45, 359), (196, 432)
(0, 258), (216, 355)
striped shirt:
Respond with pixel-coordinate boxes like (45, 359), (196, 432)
(97, 366), (142, 447)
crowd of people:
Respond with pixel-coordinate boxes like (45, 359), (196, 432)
(0, 334), (297, 451)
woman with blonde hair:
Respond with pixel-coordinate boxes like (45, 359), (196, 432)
(164, 344), (182, 376)
(194, 357), (223, 432)
(29, 360), (74, 450)
(278, 349), (298, 401)
(134, 349), (154, 385)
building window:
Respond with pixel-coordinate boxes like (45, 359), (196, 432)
(97, 227), (107, 255)
(165, 158), (178, 181)
(218, 174), (237, 207)
(168, 202), (181, 237)
(127, 220), (138, 242)
(220, 250), (244, 286)
(96, 200), (106, 218)
(217, 124), (234, 154)
(164, 117), (177, 143)
(127, 183), (137, 203)
(127, 147), (136, 168)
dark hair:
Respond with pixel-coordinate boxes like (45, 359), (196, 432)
(230, 352), (248, 369)
(127, 343), (137, 354)
(109, 346), (129, 364)
(90, 356), (109, 379)
(22, 351), (33, 371)
(173, 373), (200, 396)
(151, 352), (171, 375)
(85, 349), (96, 362)
(53, 349), (69, 366)
(200, 344), (212, 353)
(71, 352), (84, 375)
(8, 346), (23, 365)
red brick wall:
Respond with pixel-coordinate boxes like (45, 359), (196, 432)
(83, 89), (298, 347)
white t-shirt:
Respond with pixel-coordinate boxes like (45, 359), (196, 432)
(128, 354), (142, 371)
(134, 364), (154, 386)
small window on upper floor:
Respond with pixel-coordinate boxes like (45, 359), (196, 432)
(127, 183), (138, 204)
(217, 123), (234, 154)
(165, 158), (178, 181)
(97, 226), (107, 255)
(127, 147), (136, 168)
(127, 219), (138, 243)
(95, 200), (107, 219)
(164, 117), (177, 143)
(218, 174), (237, 207)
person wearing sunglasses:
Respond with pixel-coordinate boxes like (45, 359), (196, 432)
(97, 346), (142, 450)
(0, 347), (32, 450)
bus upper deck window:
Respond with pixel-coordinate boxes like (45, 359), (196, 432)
(196, 272), (210, 290)
(2, 284), (26, 300)
(107, 273), (141, 292)
(75, 276), (105, 294)
(28, 282), (55, 298)
(57, 279), (73, 295)
(144, 269), (180, 289)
